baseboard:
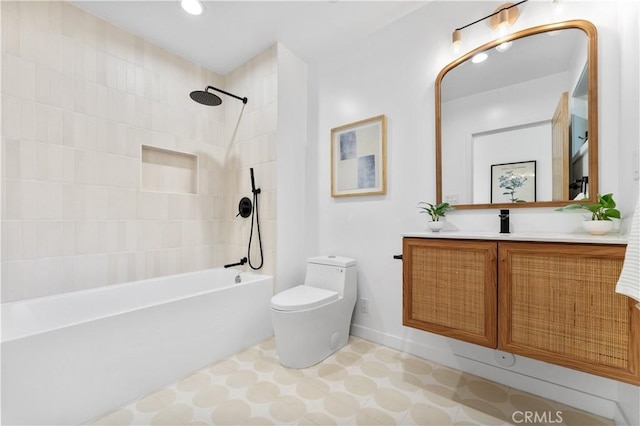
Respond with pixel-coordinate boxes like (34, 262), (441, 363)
(615, 408), (632, 426)
(350, 323), (622, 422)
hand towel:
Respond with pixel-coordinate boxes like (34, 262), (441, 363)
(616, 202), (640, 310)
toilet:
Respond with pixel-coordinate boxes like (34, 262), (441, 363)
(270, 256), (357, 368)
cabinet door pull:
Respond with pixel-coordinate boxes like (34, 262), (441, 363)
(393, 254), (403, 260)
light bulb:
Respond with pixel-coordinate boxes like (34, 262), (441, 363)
(451, 29), (462, 55)
(181, 0), (203, 15)
(553, 0), (564, 16)
(496, 9), (510, 37)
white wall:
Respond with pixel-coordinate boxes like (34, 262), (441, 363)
(473, 122), (551, 203)
(276, 44), (309, 293)
(223, 46), (278, 277)
(616, 0), (640, 218)
(442, 72), (567, 204)
(313, 0), (639, 422)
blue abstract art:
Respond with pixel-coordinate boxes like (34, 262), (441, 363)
(358, 155), (376, 188)
(331, 115), (386, 197)
(340, 131), (357, 160)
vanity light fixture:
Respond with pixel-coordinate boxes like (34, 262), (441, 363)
(491, 6), (515, 37)
(552, 0), (564, 16)
(181, 0), (203, 15)
(450, 0), (527, 53)
(451, 29), (462, 54)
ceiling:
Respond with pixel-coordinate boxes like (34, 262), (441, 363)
(71, 1), (429, 75)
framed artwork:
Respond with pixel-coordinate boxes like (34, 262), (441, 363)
(331, 115), (387, 197)
(491, 160), (536, 203)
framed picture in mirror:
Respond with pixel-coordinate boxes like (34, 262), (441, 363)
(491, 161), (536, 203)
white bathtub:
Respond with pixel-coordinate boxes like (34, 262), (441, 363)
(1, 268), (273, 425)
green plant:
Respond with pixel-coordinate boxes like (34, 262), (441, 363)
(556, 193), (621, 221)
(418, 202), (454, 222)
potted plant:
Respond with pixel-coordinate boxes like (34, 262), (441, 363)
(556, 193), (621, 235)
(418, 202), (454, 232)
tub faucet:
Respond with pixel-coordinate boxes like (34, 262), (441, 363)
(235, 274), (242, 284)
(224, 257), (247, 268)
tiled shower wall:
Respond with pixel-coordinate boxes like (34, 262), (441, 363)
(1, 1), (277, 301)
(222, 46), (278, 277)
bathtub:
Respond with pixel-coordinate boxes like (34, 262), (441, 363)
(1, 268), (273, 425)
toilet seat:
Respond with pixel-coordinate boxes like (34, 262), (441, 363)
(271, 285), (339, 311)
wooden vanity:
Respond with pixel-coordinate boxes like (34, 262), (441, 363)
(402, 232), (639, 385)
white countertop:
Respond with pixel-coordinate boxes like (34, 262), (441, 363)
(403, 231), (628, 245)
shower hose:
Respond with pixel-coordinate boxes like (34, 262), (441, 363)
(248, 181), (264, 270)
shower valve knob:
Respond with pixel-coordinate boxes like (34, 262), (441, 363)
(237, 197), (252, 218)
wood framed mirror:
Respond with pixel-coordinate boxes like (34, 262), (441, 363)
(436, 20), (598, 209)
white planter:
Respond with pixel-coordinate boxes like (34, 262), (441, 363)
(427, 221), (445, 232)
(582, 220), (613, 235)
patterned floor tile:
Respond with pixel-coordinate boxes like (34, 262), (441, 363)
(91, 336), (614, 426)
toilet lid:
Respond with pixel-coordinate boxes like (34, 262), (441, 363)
(271, 285), (339, 311)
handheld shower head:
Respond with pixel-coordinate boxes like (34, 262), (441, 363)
(250, 168), (256, 193)
(249, 167), (260, 194)
(189, 85), (248, 106)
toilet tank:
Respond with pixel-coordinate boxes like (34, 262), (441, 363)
(304, 256), (357, 296)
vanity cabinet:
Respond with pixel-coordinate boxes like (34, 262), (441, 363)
(498, 241), (638, 384)
(403, 237), (639, 385)
(402, 238), (497, 348)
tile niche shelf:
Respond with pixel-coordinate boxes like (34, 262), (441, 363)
(141, 145), (198, 194)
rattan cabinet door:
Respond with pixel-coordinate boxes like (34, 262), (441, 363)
(403, 238), (497, 348)
(498, 241), (639, 385)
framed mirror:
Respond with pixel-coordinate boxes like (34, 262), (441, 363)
(436, 20), (598, 209)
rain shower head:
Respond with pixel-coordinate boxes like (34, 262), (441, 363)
(190, 90), (222, 106)
(189, 86), (248, 106)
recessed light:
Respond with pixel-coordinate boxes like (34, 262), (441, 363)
(181, 0), (203, 16)
(471, 52), (488, 64)
(496, 41), (513, 53)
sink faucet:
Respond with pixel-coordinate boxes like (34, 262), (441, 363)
(499, 209), (510, 234)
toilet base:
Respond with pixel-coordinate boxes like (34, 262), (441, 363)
(270, 302), (352, 368)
